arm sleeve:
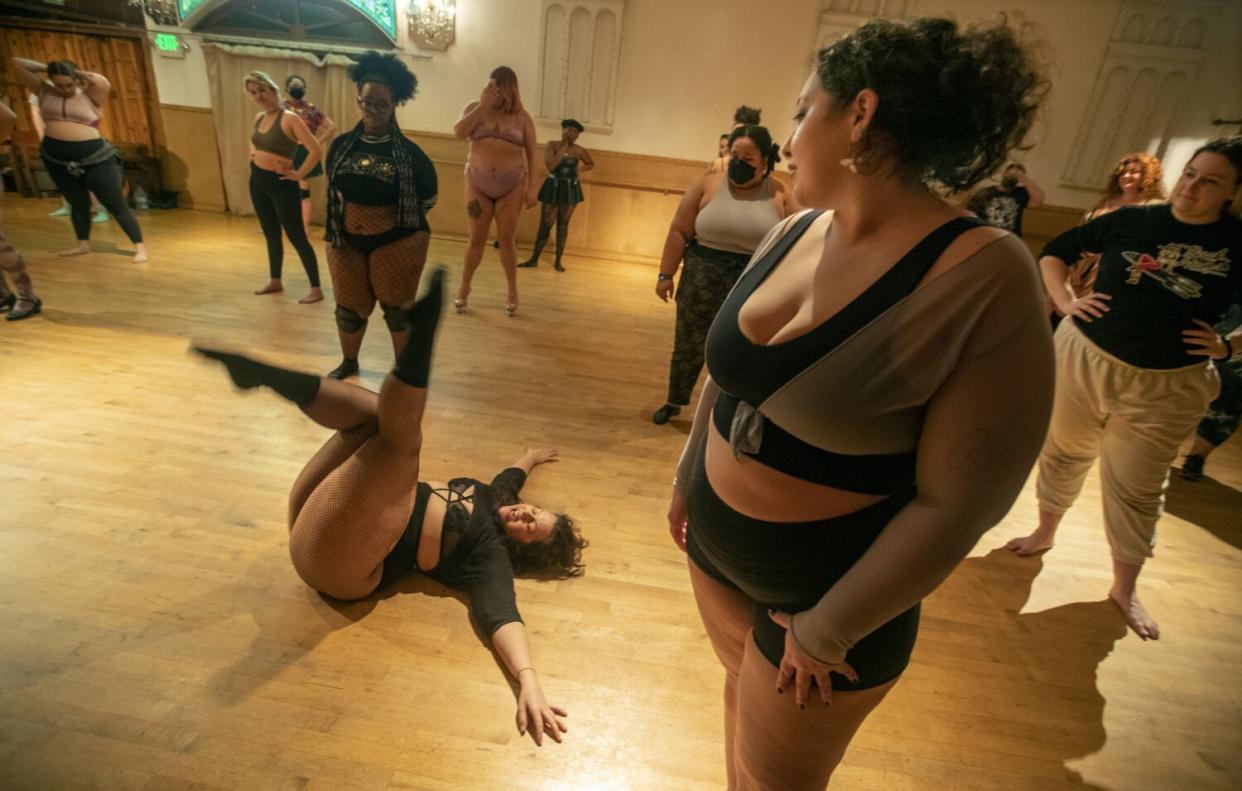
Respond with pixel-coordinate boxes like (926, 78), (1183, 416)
(790, 247), (1056, 664)
(410, 142), (438, 212)
(1041, 207), (1122, 263)
(490, 467), (528, 501)
(459, 540), (523, 638)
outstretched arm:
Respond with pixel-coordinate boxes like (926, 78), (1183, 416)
(10, 58), (46, 92)
(491, 622), (568, 745)
(510, 447), (559, 476)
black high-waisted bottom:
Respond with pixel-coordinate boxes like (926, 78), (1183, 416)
(379, 482), (432, 589)
(685, 441), (920, 690)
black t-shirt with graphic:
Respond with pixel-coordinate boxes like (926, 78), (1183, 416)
(1042, 204), (1242, 369)
(967, 185), (1031, 235)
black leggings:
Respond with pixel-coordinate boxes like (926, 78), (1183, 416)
(249, 164), (320, 287)
(684, 434), (920, 689)
(41, 138), (143, 244)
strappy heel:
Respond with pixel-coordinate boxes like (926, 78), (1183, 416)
(505, 301), (518, 317)
(453, 296), (468, 314)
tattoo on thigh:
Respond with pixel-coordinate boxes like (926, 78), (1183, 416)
(467, 200), (483, 219)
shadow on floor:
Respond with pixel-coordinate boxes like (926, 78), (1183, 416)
(1164, 475), (1242, 550)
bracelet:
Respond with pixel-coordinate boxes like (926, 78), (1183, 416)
(515, 667), (536, 677)
(1221, 337), (1235, 361)
(657, 273), (674, 282)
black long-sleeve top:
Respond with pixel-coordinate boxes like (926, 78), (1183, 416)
(1042, 204), (1242, 369)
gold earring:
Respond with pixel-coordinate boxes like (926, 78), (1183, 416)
(839, 157), (858, 174)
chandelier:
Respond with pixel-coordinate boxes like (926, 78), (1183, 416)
(408, 0), (456, 51)
(128, 0), (179, 27)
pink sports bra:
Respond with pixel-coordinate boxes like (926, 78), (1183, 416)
(40, 87), (101, 129)
(470, 121), (524, 147)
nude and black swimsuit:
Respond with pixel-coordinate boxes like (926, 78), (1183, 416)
(687, 210), (988, 689)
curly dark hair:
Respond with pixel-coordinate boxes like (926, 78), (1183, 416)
(733, 105), (762, 126)
(505, 514), (587, 580)
(348, 51), (418, 105)
(728, 124), (781, 172)
(817, 17), (1048, 192)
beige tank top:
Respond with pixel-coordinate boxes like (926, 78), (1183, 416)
(694, 176), (781, 255)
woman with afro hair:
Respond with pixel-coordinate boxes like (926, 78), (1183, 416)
(323, 51), (438, 380)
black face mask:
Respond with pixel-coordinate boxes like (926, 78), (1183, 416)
(728, 158), (758, 185)
(288, 86), (306, 100)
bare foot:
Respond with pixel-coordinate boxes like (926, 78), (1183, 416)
(59, 242), (90, 257)
(298, 288), (324, 304)
(1110, 588), (1159, 640)
(254, 280), (283, 296)
(1005, 529), (1055, 556)
(132, 244), (149, 263)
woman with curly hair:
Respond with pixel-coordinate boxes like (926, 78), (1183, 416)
(666, 18), (1052, 787)
(195, 270), (586, 745)
(452, 67), (539, 316)
(323, 51), (437, 380)
(1059, 153), (1168, 306)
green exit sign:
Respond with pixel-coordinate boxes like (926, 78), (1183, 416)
(154, 33), (181, 52)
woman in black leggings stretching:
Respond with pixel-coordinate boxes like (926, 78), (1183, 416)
(10, 57), (147, 262)
(244, 70), (323, 303)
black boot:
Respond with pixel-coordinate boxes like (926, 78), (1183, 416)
(392, 267), (445, 389)
(652, 404), (681, 425)
(520, 222), (552, 268)
(327, 357), (359, 380)
(193, 346), (321, 406)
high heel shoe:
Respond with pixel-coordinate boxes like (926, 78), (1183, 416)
(506, 301), (518, 317)
(0, 293), (15, 312)
(453, 296), (469, 314)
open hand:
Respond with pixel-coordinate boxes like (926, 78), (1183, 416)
(1064, 292), (1111, 322)
(655, 279), (675, 302)
(525, 447), (559, 465)
(516, 677), (568, 745)
(767, 610), (859, 708)
(1183, 319), (1229, 359)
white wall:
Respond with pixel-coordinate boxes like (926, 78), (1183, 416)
(144, 0), (1241, 209)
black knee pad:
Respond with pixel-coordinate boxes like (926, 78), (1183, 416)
(334, 304), (367, 334)
(380, 303), (410, 333)
(300, 188), (312, 200)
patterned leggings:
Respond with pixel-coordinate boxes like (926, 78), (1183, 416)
(0, 198), (37, 305)
(666, 243), (750, 405)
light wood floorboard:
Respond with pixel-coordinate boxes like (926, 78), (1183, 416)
(1, 201), (1239, 790)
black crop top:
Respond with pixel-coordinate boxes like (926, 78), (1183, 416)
(705, 212), (984, 495)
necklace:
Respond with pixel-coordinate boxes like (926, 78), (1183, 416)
(361, 132), (391, 143)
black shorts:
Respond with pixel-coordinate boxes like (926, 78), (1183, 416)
(685, 441), (920, 690)
(379, 482), (432, 589)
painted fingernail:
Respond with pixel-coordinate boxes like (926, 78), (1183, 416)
(798, 703), (805, 710)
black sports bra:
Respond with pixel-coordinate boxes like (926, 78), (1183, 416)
(705, 211), (985, 494)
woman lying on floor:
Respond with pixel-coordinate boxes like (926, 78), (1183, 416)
(194, 268), (587, 744)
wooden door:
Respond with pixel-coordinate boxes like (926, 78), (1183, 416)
(0, 25), (159, 150)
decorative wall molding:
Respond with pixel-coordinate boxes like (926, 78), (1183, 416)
(1060, 0), (1221, 190)
(815, 0), (909, 48)
(536, 0), (625, 131)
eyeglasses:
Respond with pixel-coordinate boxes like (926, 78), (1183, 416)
(357, 97), (392, 113)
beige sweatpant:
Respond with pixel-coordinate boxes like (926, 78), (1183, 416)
(1036, 320), (1219, 565)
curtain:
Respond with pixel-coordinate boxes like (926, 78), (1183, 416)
(204, 42), (359, 222)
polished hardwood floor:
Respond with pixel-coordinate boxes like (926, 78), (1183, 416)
(1, 200), (1239, 790)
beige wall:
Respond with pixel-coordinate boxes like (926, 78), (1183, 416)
(158, 104), (227, 211)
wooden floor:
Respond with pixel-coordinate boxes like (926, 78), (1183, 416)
(1, 200), (1239, 791)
